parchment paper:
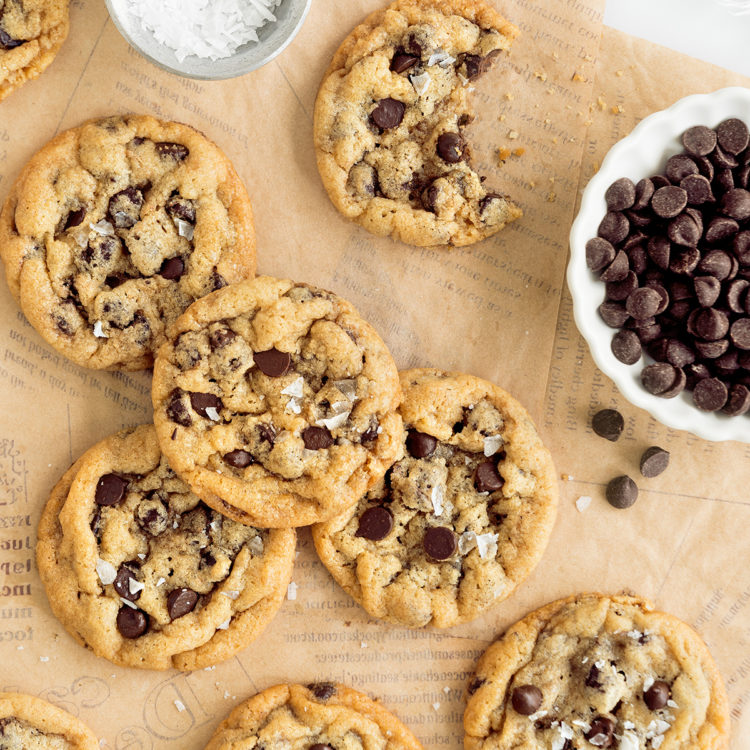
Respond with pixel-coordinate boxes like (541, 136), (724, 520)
(0, 0), (748, 747)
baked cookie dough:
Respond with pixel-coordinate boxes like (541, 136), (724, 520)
(464, 593), (730, 750)
(312, 368), (558, 628)
(0, 114), (256, 370)
(0, 0), (69, 101)
(202, 682), (424, 750)
(0, 692), (99, 749)
(36, 424), (295, 671)
(151, 275), (403, 528)
(313, 0), (522, 247)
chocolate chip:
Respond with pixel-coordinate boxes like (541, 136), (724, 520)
(651, 185), (687, 218)
(114, 564), (141, 601)
(605, 178), (636, 211)
(64, 207), (86, 229)
(632, 178), (655, 210)
(165, 195), (196, 223)
(641, 363), (678, 394)
(209, 327), (236, 349)
(682, 125), (717, 156)
(606, 475), (638, 509)
(211, 270), (227, 290)
(640, 446), (670, 478)
(694, 276), (721, 308)
(189, 392), (222, 417)
(370, 98), (406, 129)
(597, 212), (629, 244)
(95, 474), (128, 506)
(591, 409), (624, 441)
(423, 527), (456, 560)
(422, 182), (440, 212)
(406, 430), (437, 458)
(720, 188), (750, 220)
(511, 685), (543, 715)
(712, 144), (738, 169)
(166, 389), (192, 426)
(156, 142), (189, 160)
(585, 716), (615, 747)
(302, 426), (333, 450)
(611, 329), (641, 364)
(309, 745), (334, 750)
(437, 132), (465, 163)
(167, 588), (198, 620)
(681, 173), (714, 204)
(646, 236), (671, 269)
(626, 287), (662, 319)
(730, 318), (750, 349)
(224, 449), (253, 468)
(355, 506), (393, 541)
(467, 677), (485, 695)
(474, 460), (504, 493)
(254, 348), (291, 377)
(644, 680), (671, 710)
(667, 212), (701, 246)
(308, 683), (336, 700)
(159, 257), (184, 280)
(599, 302), (630, 328)
(460, 51), (498, 79)
(723, 383), (750, 415)
(390, 49), (419, 73)
(706, 216), (739, 242)
(0, 29), (24, 49)
(259, 424), (276, 444)
(693, 377), (728, 411)
(108, 187), (144, 229)
(116, 607), (148, 638)
(717, 118), (749, 154)
(599, 249), (629, 282)
(585, 665), (602, 689)
(665, 339), (695, 367)
(665, 154), (698, 183)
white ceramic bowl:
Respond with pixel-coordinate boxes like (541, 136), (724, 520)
(105, 0), (311, 80)
(568, 86), (750, 442)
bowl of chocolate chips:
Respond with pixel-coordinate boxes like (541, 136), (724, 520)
(569, 87), (750, 442)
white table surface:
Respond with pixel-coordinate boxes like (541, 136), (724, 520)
(605, 0), (750, 78)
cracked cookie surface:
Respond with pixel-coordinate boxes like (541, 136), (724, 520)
(0, 114), (255, 370)
(203, 682), (424, 750)
(313, 0), (522, 247)
(463, 593), (730, 750)
(312, 368), (558, 628)
(151, 275), (402, 528)
(0, 0), (69, 101)
(36, 424), (295, 671)
(0, 692), (98, 749)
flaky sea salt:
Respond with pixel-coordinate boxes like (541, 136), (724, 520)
(125, 0), (283, 63)
(93, 321), (108, 338)
(96, 558), (116, 585)
(483, 434), (504, 457)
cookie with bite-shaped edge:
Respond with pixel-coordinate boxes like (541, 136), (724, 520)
(151, 275), (403, 528)
(464, 593), (730, 750)
(0, 114), (255, 370)
(313, 0), (522, 247)
(312, 368), (558, 628)
(0, 0), (69, 101)
(0, 692), (99, 749)
(202, 682), (424, 750)
(36, 424), (295, 670)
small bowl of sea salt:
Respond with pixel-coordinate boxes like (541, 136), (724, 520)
(105, 0), (311, 79)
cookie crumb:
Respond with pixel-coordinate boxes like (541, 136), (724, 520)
(572, 72), (587, 82)
(507, 130), (519, 140)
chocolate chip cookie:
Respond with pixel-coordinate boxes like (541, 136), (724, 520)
(464, 593), (730, 750)
(0, 692), (99, 749)
(0, 114), (255, 370)
(202, 682), (424, 750)
(312, 368), (558, 628)
(151, 275), (403, 528)
(36, 424), (295, 670)
(0, 0), (69, 101)
(313, 0), (522, 247)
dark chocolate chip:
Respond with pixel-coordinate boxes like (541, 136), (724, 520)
(597, 212), (629, 244)
(224, 449), (253, 468)
(720, 188), (750, 220)
(64, 207), (86, 229)
(259, 424), (276, 444)
(585, 665), (602, 689)
(510, 685), (543, 715)
(585, 717), (615, 747)
(167, 588), (198, 620)
(681, 173), (714, 204)
(437, 132), (465, 163)
(717, 118), (749, 154)
(644, 680), (671, 710)
(632, 178), (655, 210)
(693, 377), (728, 411)
(355, 506), (393, 541)
(308, 683), (336, 700)
(108, 187), (143, 229)
(694, 276), (721, 308)
(605, 178), (636, 211)
(254, 348), (291, 377)
(665, 154), (698, 183)
(731, 318), (750, 350)
(370, 98), (406, 129)
(113, 564), (142, 601)
(423, 527), (457, 560)
(211, 270), (227, 290)
(665, 338), (695, 367)
(422, 182), (440, 212)
(712, 144), (738, 168)
(640, 446), (670, 478)
(706, 216), (739, 242)
(159, 257), (184, 280)
(309, 745), (334, 750)
(606, 271), (638, 302)
(474, 460), (504, 493)
(95, 474), (128, 506)
(599, 249), (630, 282)
(626, 287), (662, 319)
(694, 308), (729, 340)
(156, 142), (189, 160)
(611, 329), (641, 364)
(165, 195), (196, 223)
(657, 365), (687, 399)
(0, 29), (24, 49)
(166, 389), (192, 426)
(591, 409), (624, 441)
(116, 607), (148, 638)
(606, 475), (638, 509)
(599, 302), (630, 328)
(667, 212), (701, 246)
(651, 185), (687, 218)
(641, 363), (677, 394)
(209, 327), (236, 349)
(406, 430), (437, 458)
(467, 677), (485, 695)
(723, 383), (750, 415)
(189, 392), (222, 417)
(302, 426), (333, 450)
(646, 236), (671, 270)
(390, 49), (419, 73)
(682, 125), (717, 156)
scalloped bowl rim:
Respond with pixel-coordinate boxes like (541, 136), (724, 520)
(568, 86), (750, 443)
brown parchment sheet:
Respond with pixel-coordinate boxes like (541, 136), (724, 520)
(0, 0), (749, 747)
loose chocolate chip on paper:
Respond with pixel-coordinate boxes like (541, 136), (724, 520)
(591, 409), (624, 442)
(640, 446), (670, 478)
(511, 685), (543, 715)
(95, 474), (128, 506)
(423, 527), (457, 560)
(606, 475), (638, 509)
(116, 607), (148, 638)
(254, 347), (291, 377)
(370, 98), (406, 129)
(355, 506), (393, 541)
